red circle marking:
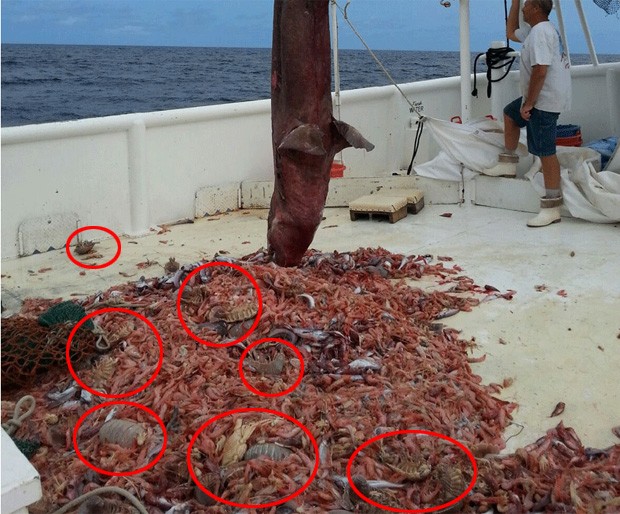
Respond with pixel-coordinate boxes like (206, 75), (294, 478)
(176, 262), (262, 348)
(238, 338), (304, 397)
(66, 226), (122, 269)
(187, 408), (319, 509)
(346, 430), (478, 513)
(66, 307), (164, 399)
(73, 401), (167, 476)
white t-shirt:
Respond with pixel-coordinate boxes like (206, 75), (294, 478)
(515, 21), (572, 113)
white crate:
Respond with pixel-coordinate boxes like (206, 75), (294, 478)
(1, 429), (42, 514)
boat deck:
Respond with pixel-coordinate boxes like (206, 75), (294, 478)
(2, 203), (619, 454)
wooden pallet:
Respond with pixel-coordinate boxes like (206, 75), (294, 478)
(402, 189), (425, 214)
(377, 188), (425, 214)
(349, 195), (408, 223)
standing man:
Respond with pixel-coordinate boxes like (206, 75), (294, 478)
(483, 0), (571, 227)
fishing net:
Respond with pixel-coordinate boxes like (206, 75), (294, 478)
(12, 438), (41, 459)
(37, 300), (94, 329)
(1, 315), (97, 389)
(593, 0), (620, 14)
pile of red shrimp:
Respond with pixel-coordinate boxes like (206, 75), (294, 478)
(2, 247), (618, 513)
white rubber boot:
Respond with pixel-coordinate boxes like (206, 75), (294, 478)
(527, 196), (562, 227)
(481, 153), (518, 177)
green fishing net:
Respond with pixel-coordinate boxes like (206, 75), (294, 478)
(37, 300), (94, 330)
(1, 303), (97, 388)
(11, 438), (41, 460)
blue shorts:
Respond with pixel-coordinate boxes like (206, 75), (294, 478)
(504, 97), (560, 157)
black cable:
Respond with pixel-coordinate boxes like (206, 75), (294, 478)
(471, 0), (516, 98)
(472, 46), (516, 98)
(503, 0), (509, 42)
(406, 119), (424, 175)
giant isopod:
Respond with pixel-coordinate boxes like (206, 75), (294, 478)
(243, 442), (292, 461)
(98, 419), (147, 448)
(245, 352), (286, 376)
(210, 302), (258, 323)
(437, 461), (466, 503)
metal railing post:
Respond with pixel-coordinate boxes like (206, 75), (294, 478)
(574, 0), (599, 65)
(127, 120), (150, 236)
(459, 0), (472, 123)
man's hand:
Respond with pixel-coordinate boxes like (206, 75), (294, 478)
(520, 101), (534, 121)
(522, 65), (548, 121)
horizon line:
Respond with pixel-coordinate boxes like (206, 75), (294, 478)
(2, 41), (619, 56)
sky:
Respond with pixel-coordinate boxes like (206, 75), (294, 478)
(1, 0), (619, 54)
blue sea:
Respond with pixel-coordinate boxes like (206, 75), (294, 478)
(1, 44), (618, 127)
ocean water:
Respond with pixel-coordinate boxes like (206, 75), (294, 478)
(1, 44), (618, 127)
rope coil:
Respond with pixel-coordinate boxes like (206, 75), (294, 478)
(1, 395), (36, 436)
(48, 486), (149, 514)
(472, 0), (516, 98)
(472, 46), (516, 98)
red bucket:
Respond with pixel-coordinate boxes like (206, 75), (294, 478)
(556, 133), (582, 147)
(556, 125), (582, 147)
(330, 162), (346, 178)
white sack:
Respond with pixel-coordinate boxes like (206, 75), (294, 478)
(413, 151), (479, 181)
(525, 147), (620, 223)
(413, 116), (527, 180)
(415, 117), (619, 223)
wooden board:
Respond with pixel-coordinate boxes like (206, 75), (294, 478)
(377, 188), (425, 214)
(349, 194), (408, 224)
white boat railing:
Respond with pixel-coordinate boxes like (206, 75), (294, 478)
(2, 62), (619, 260)
(2, 0), (618, 261)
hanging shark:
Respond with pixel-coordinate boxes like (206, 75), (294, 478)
(267, 0), (374, 267)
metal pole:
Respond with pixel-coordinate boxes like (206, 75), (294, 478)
(330, 0), (344, 168)
(574, 0), (599, 65)
(607, 68), (620, 137)
(554, 0), (571, 66)
(459, 0), (471, 123)
(331, 0), (341, 121)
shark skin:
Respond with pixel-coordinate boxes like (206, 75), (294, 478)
(267, 0), (374, 267)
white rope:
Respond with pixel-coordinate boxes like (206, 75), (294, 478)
(2, 395), (36, 436)
(335, 1), (423, 118)
(47, 486), (149, 514)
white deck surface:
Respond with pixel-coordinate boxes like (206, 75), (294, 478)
(1, 204), (619, 455)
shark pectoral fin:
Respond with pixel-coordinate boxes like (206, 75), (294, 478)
(332, 119), (375, 152)
(278, 124), (327, 156)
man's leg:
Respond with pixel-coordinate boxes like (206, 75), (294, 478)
(503, 112), (521, 154)
(540, 154), (561, 193)
(527, 111), (562, 227)
(482, 98), (524, 177)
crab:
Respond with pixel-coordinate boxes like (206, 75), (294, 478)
(378, 443), (433, 482)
